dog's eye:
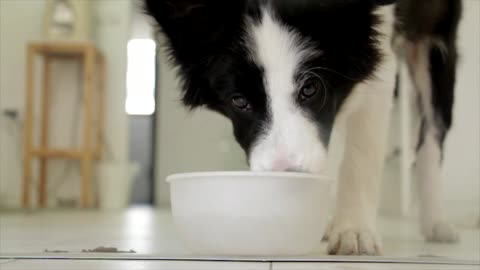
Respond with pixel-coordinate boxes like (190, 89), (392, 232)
(231, 94), (252, 112)
(299, 83), (318, 102)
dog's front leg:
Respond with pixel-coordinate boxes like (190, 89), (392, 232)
(327, 83), (393, 255)
(326, 4), (396, 254)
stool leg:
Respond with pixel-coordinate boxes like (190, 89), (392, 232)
(96, 54), (105, 159)
(81, 48), (95, 208)
(81, 156), (93, 208)
(23, 45), (35, 208)
(39, 56), (51, 208)
(93, 53), (105, 208)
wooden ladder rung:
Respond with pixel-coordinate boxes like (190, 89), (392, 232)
(31, 149), (83, 159)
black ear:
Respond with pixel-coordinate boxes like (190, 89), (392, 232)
(144, 0), (244, 108)
(144, 0), (244, 63)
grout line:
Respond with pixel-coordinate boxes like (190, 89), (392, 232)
(0, 254), (478, 265)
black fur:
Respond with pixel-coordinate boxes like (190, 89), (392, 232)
(395, 0), (462, 148)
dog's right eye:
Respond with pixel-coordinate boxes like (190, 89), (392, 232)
(299, 83), (319, 102)
(231, 94), (252, 112)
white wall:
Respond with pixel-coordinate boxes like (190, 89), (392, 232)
(94, 0), (131, 163)
(0, 0), (44, 207)
(0, 0), (132, 208)
(441, 0), (480, 224)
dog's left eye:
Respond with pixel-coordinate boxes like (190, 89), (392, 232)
(298, 83), (318, 102)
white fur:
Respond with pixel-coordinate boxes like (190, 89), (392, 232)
(415, 130), (458, 242)
(247, 10), (327, 173)
(327, 81), (394, 255)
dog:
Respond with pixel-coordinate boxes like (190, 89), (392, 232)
(144, 0), (462, 255)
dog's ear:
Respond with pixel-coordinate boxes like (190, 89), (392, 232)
(144, 0), (243, 108)
(143, 0), (246, 63)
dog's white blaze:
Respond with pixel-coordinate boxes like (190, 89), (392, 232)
(247, 10), (326, 173)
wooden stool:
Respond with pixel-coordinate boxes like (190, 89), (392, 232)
(23, 42), (104, 208)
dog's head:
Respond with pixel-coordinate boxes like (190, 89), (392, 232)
(145, 0), (386, 173)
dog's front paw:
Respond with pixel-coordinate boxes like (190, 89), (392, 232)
(327, 228), (382, 255)
(423, 221), (459, 243)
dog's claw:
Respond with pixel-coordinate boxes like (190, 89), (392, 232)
(327, 229), (382, 255)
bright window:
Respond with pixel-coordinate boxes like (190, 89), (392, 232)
(126, 39), (156, 115)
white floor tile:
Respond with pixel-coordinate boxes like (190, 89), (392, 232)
(1, 206), (479, 268)
(271, 262), (479, 270)
(0, 259), (270, 270)
(0, 208), (188, 255)
(379, 216), (480, 261)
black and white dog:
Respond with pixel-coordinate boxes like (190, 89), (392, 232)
(145, 0), (462, 255)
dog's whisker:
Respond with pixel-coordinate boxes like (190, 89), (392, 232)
(304, 66), (358, 81)
(301, 70), (329, 111)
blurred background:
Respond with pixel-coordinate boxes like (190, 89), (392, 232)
(0, 0), (478, 260)
(0, 0), (247, 211)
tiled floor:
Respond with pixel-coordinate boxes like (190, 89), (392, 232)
(0, 207), (479, 269)
(0, 260), (479, 270)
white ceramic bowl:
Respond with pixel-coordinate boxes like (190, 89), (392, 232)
(167, 171), (332, 256)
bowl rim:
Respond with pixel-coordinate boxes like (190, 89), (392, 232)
(166, 171), (330, 183)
